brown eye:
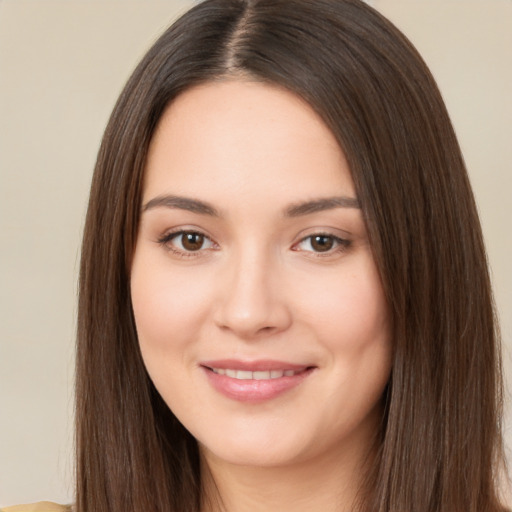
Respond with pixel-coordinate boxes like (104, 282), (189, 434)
(159, 230), (215, 253)
(310, 235), (334, 252)
(181, 232), (205, 251)
(293, 233), (351, 255)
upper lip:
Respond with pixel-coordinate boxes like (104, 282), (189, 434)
(201, 359), (313, 372)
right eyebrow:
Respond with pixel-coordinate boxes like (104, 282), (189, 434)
(142, 195), (220, 217)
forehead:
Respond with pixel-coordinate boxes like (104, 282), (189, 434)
(143, 80), (355, 204)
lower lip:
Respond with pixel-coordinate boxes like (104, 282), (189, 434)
(202, 367), (314, 403)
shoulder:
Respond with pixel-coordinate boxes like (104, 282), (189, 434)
(1, 503), (72, 512)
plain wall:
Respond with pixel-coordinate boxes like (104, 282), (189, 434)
(0, 0), (510, 507)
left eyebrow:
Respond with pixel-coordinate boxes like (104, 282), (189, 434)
(285, 196), (361, 217)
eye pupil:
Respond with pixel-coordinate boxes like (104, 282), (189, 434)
(182, 233), (204, 251)
(311, 235), (334, 252)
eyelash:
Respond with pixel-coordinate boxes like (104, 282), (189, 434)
(292, 233), (352, 257)
(157, 230), (217, 259)
(157, 230), (352, 259)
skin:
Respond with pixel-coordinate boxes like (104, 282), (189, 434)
(131, 80), (392, 512)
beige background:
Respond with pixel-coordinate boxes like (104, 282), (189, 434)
(0, 0), (510, 507)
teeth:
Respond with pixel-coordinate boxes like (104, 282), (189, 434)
(211, 368), (300, 380)
(253, 371), (271, 380)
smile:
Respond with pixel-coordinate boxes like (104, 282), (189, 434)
(201, 360), (315, 402)
(210, 368), (301, 380)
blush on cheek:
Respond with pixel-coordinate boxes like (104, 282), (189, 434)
(132, 269), (203, 330)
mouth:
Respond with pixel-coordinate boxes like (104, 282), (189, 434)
(208, 368), (307, 380)
(200, 360), (315, 402)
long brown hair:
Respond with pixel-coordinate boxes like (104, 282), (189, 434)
(76, 1), (506, 510)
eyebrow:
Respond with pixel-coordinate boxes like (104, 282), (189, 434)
(142, 194), (361, 217)
(285, 196), (361, 216)
(142, 195), (220, 216)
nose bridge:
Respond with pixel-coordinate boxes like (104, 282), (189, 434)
(214, 241), (291, 338)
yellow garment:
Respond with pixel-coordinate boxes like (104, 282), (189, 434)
(0, 503), (71, 512)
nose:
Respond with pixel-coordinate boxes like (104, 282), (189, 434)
(213, 247), (292, 340)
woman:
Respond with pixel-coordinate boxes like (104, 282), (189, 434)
(3, 0), (507, 511)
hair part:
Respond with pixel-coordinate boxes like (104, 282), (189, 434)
(76, 1), (506, 511)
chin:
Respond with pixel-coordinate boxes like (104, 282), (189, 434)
(193, 422), (303, 467)
(203, 442), (306, 468)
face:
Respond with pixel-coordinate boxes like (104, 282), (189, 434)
(131, 80), (391, 469)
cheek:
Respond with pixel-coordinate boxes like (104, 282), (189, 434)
(130, 255), (217, 387)
(130, 255), (210, 409)
(295, 255), (389, 352)
(301, 259), (391, 434)
(131, 258), (210, 341)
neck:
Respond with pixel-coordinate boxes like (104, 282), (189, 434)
(200, 433), (378, 512)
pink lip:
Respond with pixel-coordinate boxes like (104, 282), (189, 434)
(200, 359), (315, 403)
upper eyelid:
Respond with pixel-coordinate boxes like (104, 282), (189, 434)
(158, 227), (214, 242)
(293, 228), (352, 243)
(294, 233), (350, 248)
